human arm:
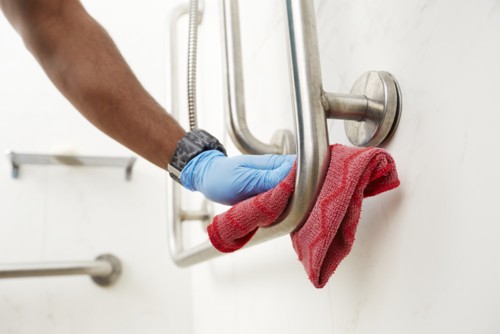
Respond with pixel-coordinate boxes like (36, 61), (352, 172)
(0, 0), (185, 167)
(0, 0), (295, 204)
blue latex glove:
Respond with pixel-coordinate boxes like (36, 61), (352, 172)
(180, 150), (296, 205)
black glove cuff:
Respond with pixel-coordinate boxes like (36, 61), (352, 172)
(167, 129), (226, 183)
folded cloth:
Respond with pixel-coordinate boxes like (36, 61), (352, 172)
(207, 144), (400, 288)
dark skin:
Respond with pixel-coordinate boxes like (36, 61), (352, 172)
(0, 0), (186, 168)
(0, 0), (297, 206)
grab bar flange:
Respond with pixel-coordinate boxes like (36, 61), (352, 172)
(91, 254), (122, 287)
(323, 71), (402, 147)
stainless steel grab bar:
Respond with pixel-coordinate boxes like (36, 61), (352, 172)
(167, 0), (329, 267)
(222, 0), (401, 150)
(167, 0), (401, 267)
(0, 254), (122, 287)
(220, 0), (296, 155)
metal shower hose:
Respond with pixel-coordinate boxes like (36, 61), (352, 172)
(187, 0), (199, 130)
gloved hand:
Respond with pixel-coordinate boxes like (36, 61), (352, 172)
(180, 150), (296, 205)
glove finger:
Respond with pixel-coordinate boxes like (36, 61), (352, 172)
(251, 160), (294, 194)
(241, 154), (296, 170)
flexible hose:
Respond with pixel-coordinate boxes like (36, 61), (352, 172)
(187, 0), (199, 130)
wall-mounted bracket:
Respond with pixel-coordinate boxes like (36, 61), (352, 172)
(322, 71), (402, 147)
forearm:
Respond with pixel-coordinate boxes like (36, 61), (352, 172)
(1, 0), (185, 168)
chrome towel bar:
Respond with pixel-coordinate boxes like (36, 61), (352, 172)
(0, 254), (122, 287)
(6, 151), (137, 180)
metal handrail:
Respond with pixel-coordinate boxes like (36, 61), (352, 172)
(220, 0), (296, 155)
(167, 0), (329, 267)
(0, 254), (122, 287)
(167, 0), (401, 267)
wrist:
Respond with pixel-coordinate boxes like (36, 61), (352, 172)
(167, 129), (226, 184)
(180, 150), (225, 191)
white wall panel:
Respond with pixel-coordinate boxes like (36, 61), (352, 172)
(0, 1), (192, 333)
(2, 0), (499, 333)
(189, 0), (500, 333)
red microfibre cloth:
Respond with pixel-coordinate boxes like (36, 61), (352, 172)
(207, 144), (400, 288)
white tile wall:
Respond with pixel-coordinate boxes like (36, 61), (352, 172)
(0, 1), (192, 333)
(2, 0), (500, 333)
(189, 0), (500, 333)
